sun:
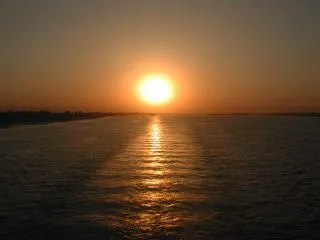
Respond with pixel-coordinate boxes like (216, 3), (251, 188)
(138, 74), (173, 104)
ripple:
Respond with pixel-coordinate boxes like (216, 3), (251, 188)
(1, 115), (319, 239)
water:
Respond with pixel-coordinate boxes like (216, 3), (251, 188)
(0, 115), (319, 239)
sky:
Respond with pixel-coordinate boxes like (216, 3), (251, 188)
(1, 0), (319, 113)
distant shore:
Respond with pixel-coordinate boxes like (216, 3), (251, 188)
(207, 113), (320, 117)
(0, 111), (142, 128)
(1, 111), (319, 128)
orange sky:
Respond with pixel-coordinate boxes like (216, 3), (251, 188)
(1, 1), (319, 113)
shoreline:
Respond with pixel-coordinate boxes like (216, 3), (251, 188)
(207, 113), (320, 117)
(0, 111), (142, 129)
(1, 111), (319, 128)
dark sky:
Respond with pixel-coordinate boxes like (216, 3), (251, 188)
(1, 0), (319, 112)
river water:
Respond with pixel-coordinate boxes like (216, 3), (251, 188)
(0, 115), (319, 239)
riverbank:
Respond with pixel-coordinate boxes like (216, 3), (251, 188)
(207, 112), (320, 117)
(0, 111), (141, 128)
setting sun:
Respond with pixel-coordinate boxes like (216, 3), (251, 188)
(138, 74), (173, 104)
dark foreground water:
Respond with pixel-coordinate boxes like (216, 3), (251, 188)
(0, 115), (319, 240)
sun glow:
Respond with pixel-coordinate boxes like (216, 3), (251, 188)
(138, 74), (173, 104)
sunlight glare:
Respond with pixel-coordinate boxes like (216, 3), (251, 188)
(138, 74), (172, 104)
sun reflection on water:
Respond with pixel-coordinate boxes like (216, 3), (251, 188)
(86, 116), (204, 238)
(150, 120), (161, 151)
(130, 116), (183, 235)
